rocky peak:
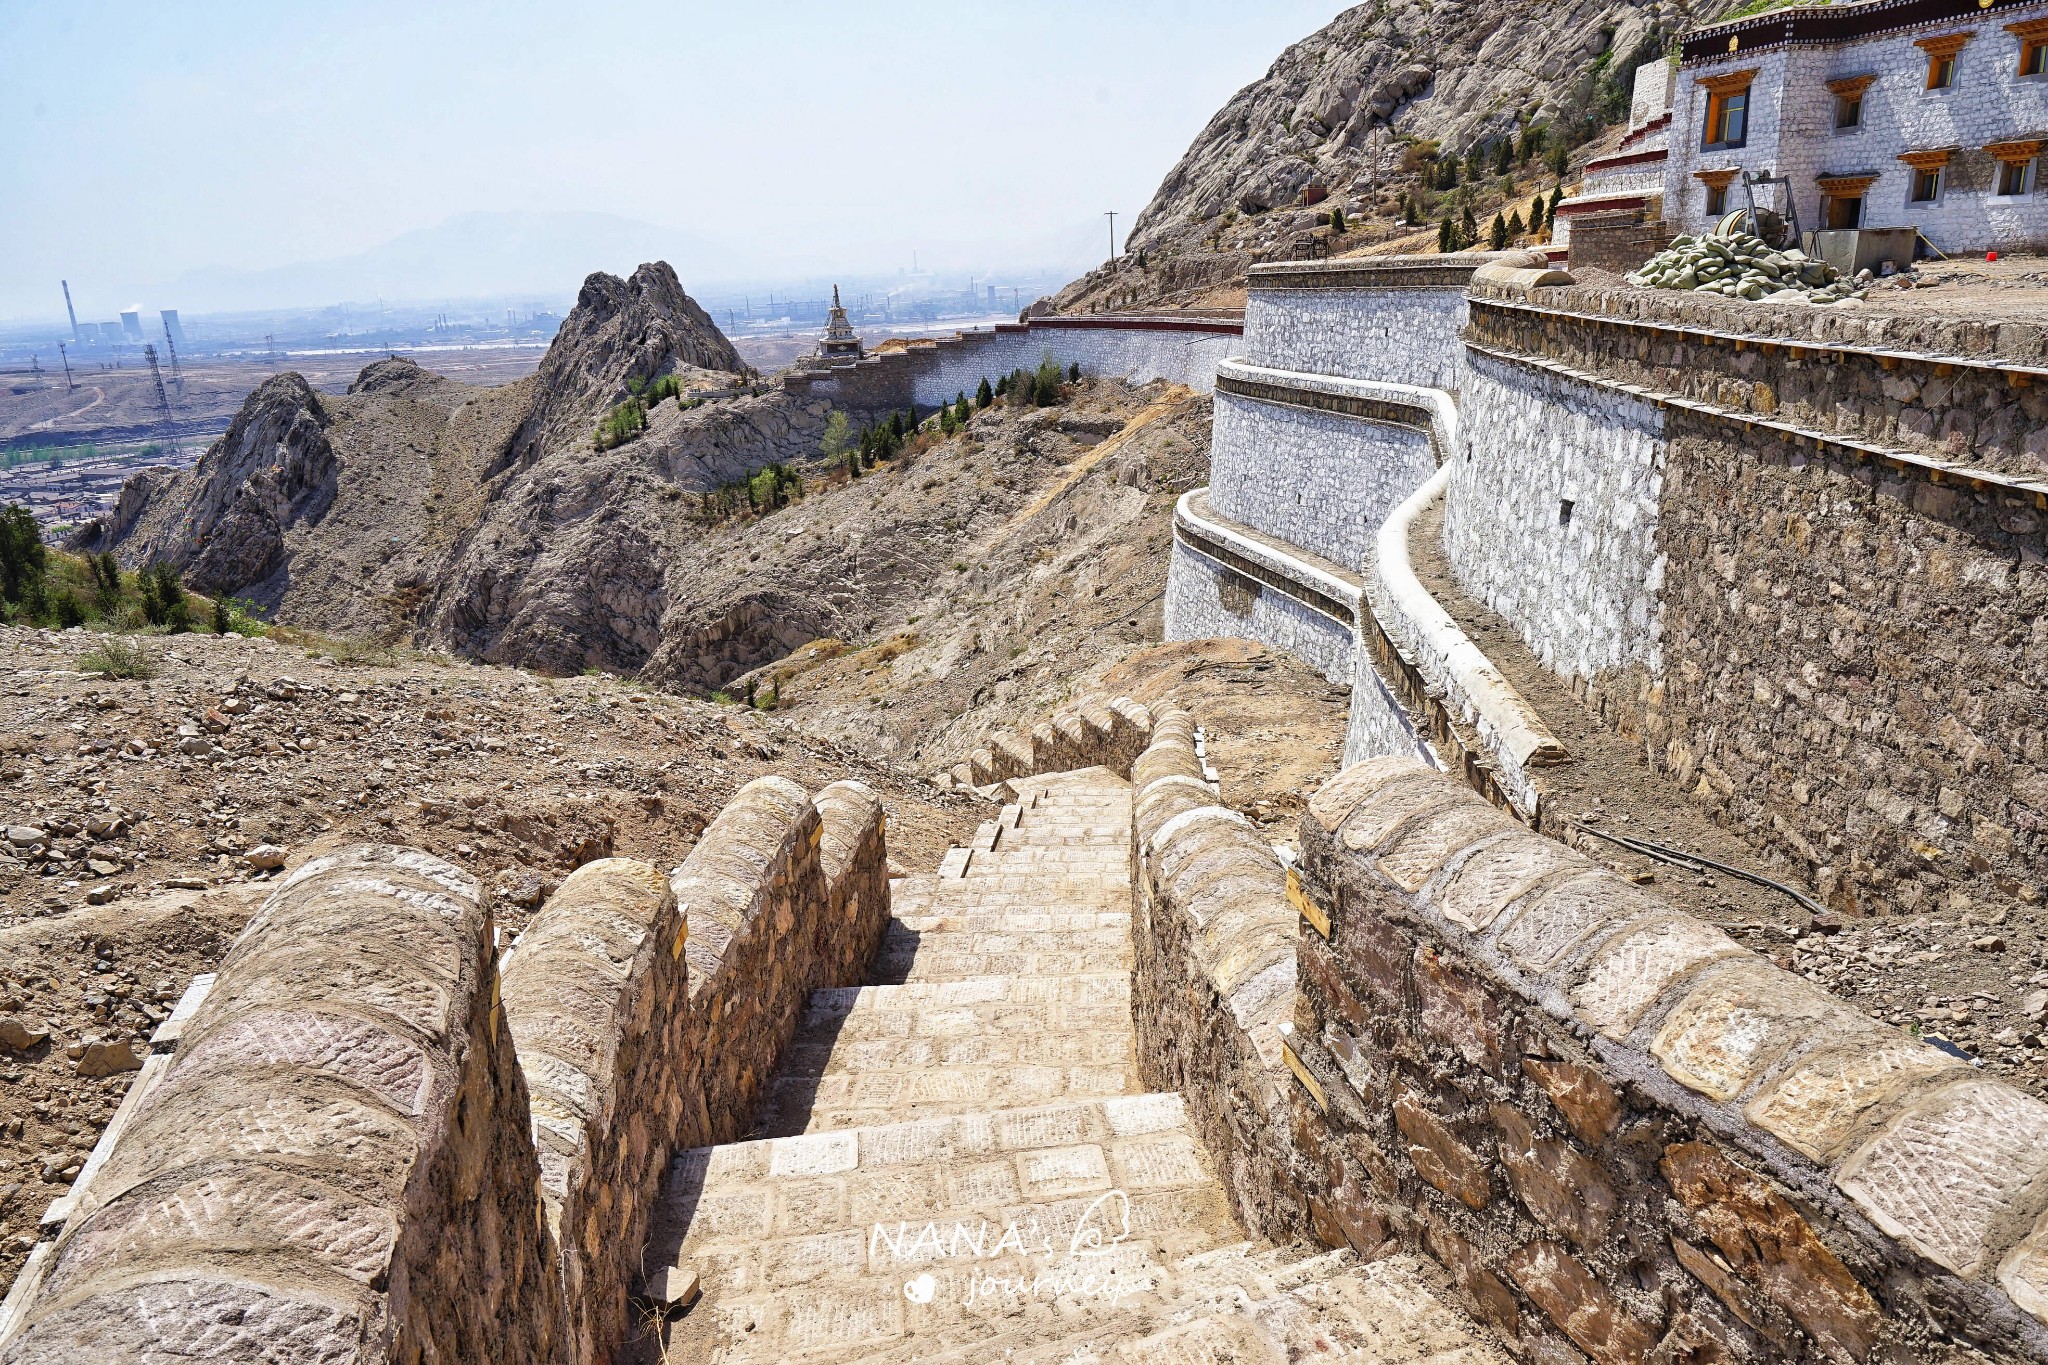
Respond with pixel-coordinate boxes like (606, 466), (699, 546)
(348, 356), (444, 397)
(73, 371), (339, 599)
(504, 261), (747, 469)
(1095, 0), (1719, 278)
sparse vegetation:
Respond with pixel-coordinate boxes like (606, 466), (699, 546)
(77, 636), (159, 679)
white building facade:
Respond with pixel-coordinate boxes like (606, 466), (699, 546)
(1667, 0), (2048, 253)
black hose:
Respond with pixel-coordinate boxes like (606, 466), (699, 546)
(1575, 824), (1829, 918)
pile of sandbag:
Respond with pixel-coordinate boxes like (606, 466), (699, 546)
(1625, 232), (1863, 304)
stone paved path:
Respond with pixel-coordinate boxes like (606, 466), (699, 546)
(640, 767), (1503, 1363)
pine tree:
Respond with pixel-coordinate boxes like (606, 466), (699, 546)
(0, 505), (45, 607)
(1547, 142), (1569, 180)
(1489, 213), (1509, 251)
(745, 678), (758, 707)
(1068, 362), (1081, 383)
(1530, 194), (1547, 233)
(89, 551), (121, 618)
(1438, 216), (1456, 253)
(1461, 204), (1478, 246)
(1507, 210), (1526, 239)
(889, 410), (905, 438)
(1491, 139), (1512, 176)
(1437, 157), (1459, 191)
(1547, 185), (1564, 229)
(954, 394), (971, 424)
(1329, 206), (1346, 234)
(1404, 193), (1420, 226)
(213, 597), (231, 634)
(975, 376), (993, 408)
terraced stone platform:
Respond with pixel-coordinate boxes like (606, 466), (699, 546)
(636, 766), (1505, 1363)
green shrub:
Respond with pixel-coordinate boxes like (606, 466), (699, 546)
(0, 504), (46, 607)
(88, 551), (121, 618)
(975, 377), (993, 409)
(79, 636), (158, 679)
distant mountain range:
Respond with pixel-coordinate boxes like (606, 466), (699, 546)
(164, 210), (732, 313)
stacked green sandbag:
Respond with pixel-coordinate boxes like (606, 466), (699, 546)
(1624, 233), (1863, 304)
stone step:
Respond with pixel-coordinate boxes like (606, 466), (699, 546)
(645, 1094), (1239, 1362)
(748, 977), (1138, 1138)
(838, 1242), (1376, 1365)
(893, 910), (1131, 934)
(872, 922), (1134, 984)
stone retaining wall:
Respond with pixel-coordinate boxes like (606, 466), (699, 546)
(501, 859), (683, 1365)
(1208, 362), (1441, 574)
(1128, 706), (1307, 1242)
(0, 846), (566, 1365)
(1243, 256), (1507, 392)
(953, 692), (1155, 789)
(1286, 757), (2048, 1365)
(781, 314), (1242, 415)
(1467, 287), (2048, 487)
(1443, 351), (1668, 687)
(1463, 286), (2048, 915)
(498, 777), (888, 1363)
(1164, 529), (1357, 685)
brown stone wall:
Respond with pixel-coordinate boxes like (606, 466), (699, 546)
(497, 777), (889, 1364)
(669, 775), (828, 1151)
(501, 858), (683, 1365)
(1565, 214), (1672, 277)
(812, 779), (891, 989)
(1464, 293), (2048, 915)
(1129, 706), (1310, 1243)
(0, 846), (565, 1365)
(959, 692), (1155, 789)
(1467, 288), (2048, 481)
(1287, 758), (2048, 1365)
(1642, 411), (2048, 915)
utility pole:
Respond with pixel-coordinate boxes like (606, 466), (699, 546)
(61, 280), (80, 343)
(1105, 212), (1117, 267)
(162, 321), (184, 395)
(57, 342), (74, 392)
(144, 344), (178, 455)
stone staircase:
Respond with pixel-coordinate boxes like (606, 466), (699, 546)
(637, 766), (1504, 1364)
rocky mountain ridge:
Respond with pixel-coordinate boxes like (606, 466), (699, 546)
(1055, 0), (1729, 311)
(70, 262), (827, 674)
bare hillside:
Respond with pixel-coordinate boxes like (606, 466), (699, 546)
(1053, 0), (1729, 312)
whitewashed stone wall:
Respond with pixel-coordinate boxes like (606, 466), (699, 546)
(789, 320), (1239, 414)
(1163, 539), (1355, 683)
(913, 323), (1237, 406)
(1343, 661), (1432, 767)
(1243, 288), (1470, 392)
(1208, 389), (1438, 573)
(1444, 352), (1668, 685)
(1670, 3), (2048, 250)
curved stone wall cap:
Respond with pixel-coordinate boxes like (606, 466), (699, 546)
(1148, 804), (1255, 855)
(1375, 467), (1569, 770)
(1472, 262), (1578, 299)
(1835, 1076), (2048, 1280)
(1306, 756), (1438, 832)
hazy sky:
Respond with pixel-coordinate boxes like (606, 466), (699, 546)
(1, 1), (1345, 320)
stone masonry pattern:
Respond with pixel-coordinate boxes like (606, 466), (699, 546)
(1287, 757), (2048, 1363)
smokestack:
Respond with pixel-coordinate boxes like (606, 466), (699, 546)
(61, 280), (79, 343)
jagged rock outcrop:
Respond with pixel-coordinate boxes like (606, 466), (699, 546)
(1053, 0), (1725, 312)
(71, 372), (340, 600)
(67, 261), (822, 671)
(501, 260), (749, 474)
